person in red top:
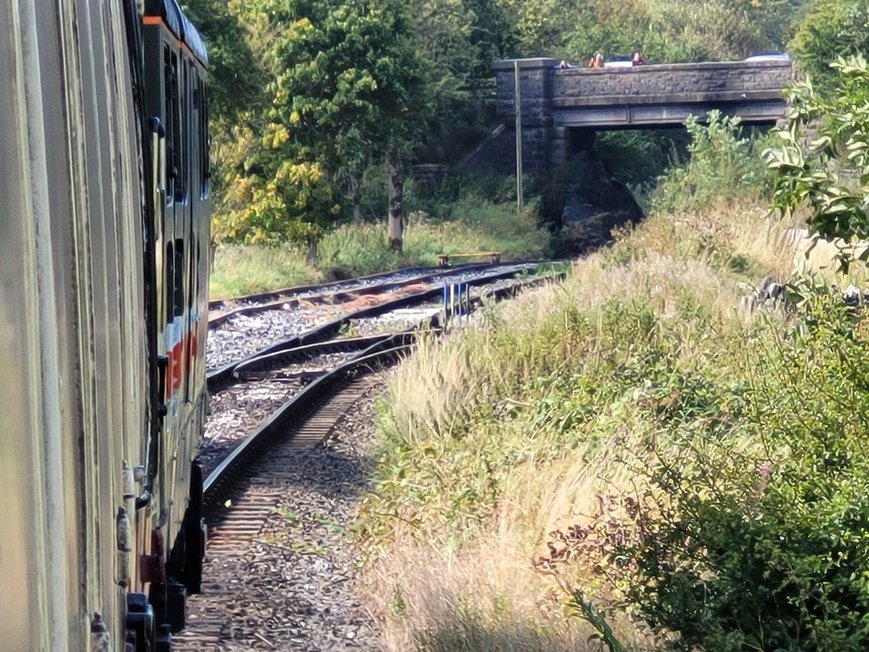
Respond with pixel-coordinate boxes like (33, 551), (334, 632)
(632, 51), (646, 65)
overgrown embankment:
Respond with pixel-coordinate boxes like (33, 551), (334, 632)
(354, 109), (869, 650)
(355, 200), (869, 651)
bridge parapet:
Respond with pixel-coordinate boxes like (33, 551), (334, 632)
(491, 57), (795, 170)
(551, 60), (794, 108)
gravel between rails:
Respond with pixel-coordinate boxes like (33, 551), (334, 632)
(175, 373), (389, 651)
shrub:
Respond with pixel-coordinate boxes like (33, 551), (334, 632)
(652, 111), (772, 213)
(789, 0), (869, 96)
(615, 293), (869, 650)
(765, 54), (869, 264)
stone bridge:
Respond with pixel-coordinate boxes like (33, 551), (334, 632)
(491, 57), (795, 171)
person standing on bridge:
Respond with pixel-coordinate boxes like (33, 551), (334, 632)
(632, 51), (646, 65)
(587, 52), (604, 68)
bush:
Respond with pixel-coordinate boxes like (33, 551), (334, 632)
(765, 54), (869, 256)
(615, 293), (869, 650)
(652, 111), (772, 213)
(789, 0), (869, 96)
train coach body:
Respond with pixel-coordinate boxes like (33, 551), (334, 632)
(0, 1), (209, 649)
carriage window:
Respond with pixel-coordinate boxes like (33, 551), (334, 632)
(165, 241), (174, 326)
(174, 239), (185, 318)
(163, 45), (181, 204)
(179, 61), (189, 202)
(197, 79), (209, 198)
(185, 242), (200, 403)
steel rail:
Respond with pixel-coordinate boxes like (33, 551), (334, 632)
(205, 263), (534, 392)
(202, 339), (411, 515)
(201, 271), (565, 515)
(207, 264), (495, 324)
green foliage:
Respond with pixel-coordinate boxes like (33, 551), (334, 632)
(210, 120), (334, 244)
(652, 111), (771, 213)
(179, 0), (267, 121)
(198, 0), (818, 247)
(210, 181), (550, 296)
(415, 172), (518, 214)
(206, 0), (433, 245)
(317, 199), (549, 276)
(555, 0), (788, 65)
(569, 591), (629, 652)
(501, 0), (813, 67)
(316, 223), (407, 277)
(765, 55), (869, 259)
(209, 243), (318, 297)
(564, 0), (705, 64)
(269, 0), (432, 152)
(352, 177), (868, 646)
(595, 130), (689, 189)
(748, 0), (812, 50)
(617, 294), (869, 651)
(789, 0), (869, 95)
(415, 0), (511, 105)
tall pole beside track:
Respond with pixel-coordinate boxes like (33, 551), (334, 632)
(514, 60), (524, 211)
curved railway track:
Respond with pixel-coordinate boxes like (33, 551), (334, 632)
(206, 262), (543, 391)
(173, 269), (564, 648)
(173, 373), (384, 650)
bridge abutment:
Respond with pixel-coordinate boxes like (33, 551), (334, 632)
(492, 58), (560, 173)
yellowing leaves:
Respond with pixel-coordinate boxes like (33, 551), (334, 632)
(261, 123), (291, 149)
(275, 161), (325, 185)
(288, 17), (314, 38)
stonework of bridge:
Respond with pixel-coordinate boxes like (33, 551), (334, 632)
(492, 57), (795, 171)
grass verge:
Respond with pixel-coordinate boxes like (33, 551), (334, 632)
(209, 200), (551, 298)
(353, 199), (869, 650)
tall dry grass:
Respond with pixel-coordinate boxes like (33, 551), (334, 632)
(356, 200), (820, 650)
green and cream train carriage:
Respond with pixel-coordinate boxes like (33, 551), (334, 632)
(0, 1), (210, 649)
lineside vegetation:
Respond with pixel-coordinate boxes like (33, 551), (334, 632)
(354, 57), (869, 651)
(185, 0), (827, 257)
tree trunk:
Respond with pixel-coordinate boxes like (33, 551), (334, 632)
(345, 173), (362, 222)
(306, 238), (318, 265)
(386, 145), (404, 254)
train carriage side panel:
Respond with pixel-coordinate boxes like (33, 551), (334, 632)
(142, 5), (186, 585)
(1, 0), (150, 648)
(0, 3), (71, 649)
(142, 0), (210, 560)
(62, 0), (153, 646)
(0, 0), (168, 650)
(75, 0), (141, 628)
(2, 1), (208, 647)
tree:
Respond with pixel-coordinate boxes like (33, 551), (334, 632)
(407, 0), (516, 166)
(367, 5), (433, 252)
(255, 0), (432, 250)
(179, 0), (267, 122)
(789, 0), (869, 94)
(765, 55), (869, 268)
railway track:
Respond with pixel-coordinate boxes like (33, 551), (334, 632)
(173, 368), (386, 650)
(200, 270), (563, 502)
(205, 261), (541, 379)
(173, 372), (381, 650)
(207, 263), (499, 326)
(173, 269), (565, 649)
(207, 375), (377, 550)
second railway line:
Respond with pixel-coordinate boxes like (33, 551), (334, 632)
(176, 263), (563, 648)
